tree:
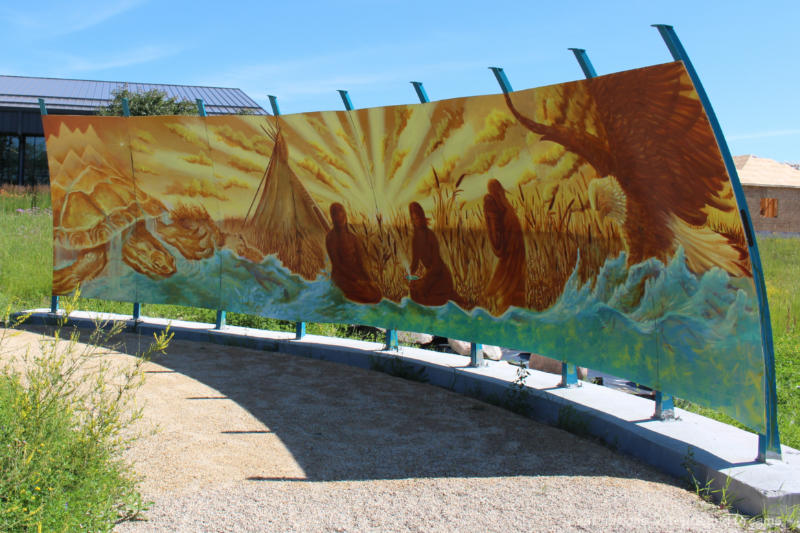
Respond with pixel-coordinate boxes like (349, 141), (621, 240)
(97, 85), (198, 116)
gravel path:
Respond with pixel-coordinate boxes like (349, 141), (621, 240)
(5, 328), (746, 532)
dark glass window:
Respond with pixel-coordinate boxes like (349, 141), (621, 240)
(24, 136), (49, 186)
(0, 135), (20, 185)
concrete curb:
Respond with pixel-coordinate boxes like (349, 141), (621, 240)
(12, 309), (800, 519)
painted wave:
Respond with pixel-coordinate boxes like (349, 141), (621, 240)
(82, 245), (766, 431)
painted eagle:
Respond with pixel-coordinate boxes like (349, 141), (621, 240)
(503, 61), (750, 277)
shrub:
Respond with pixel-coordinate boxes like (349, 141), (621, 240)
(0, 294), (171, 531)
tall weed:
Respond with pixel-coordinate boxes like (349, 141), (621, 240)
(0, 293), (171, 532)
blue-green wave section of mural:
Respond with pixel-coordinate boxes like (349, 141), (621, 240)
(82, 245), (765, 432)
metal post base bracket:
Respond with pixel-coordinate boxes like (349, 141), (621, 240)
(757, 433), (782, 462)
(653, 391), (676, 421)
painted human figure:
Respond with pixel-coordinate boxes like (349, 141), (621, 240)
(483, 179), (526, 314)
(408, 202), (462, 307)
(325, 202), (382, 304)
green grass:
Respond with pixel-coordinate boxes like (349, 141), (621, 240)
(0, 188), (798, 449)
(0, 186), (51, 213)
(774, 332), (800, 451)
(757, 234), (800, 449)
(761, 235), (800, 335)
(0, 211), (53, 313)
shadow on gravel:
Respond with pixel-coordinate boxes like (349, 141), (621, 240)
(18, 325), (681, 486)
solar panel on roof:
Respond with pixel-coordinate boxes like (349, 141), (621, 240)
(0, 75), (265, 114)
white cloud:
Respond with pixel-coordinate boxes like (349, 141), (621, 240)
(1, 0), (147, 37)
(210, 54), (488, 106)
(48, 45), (184, 76)
(268, 60), (487, 96)
(196, 30), (496, 105)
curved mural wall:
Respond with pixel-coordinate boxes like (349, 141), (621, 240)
(43, 61), (769, 432)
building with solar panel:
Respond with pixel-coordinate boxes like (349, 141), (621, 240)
(0, 75), (265, 186)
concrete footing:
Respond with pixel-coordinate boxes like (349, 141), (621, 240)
(13, 309), (800, 520)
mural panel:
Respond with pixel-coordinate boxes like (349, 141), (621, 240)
(48, 116), (140, 303)
(42, 61), (767, 431)
(126, 115), (224, 309)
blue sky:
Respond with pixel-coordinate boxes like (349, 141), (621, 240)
(1, 0), (797, 162)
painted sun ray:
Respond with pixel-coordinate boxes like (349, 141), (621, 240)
(381, 103), (441, 202)
(282, 111), (374, 210)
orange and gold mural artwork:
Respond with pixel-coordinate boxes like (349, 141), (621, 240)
(43, 61), (768, 431)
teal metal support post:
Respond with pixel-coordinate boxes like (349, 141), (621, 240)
(267, 95), (281, 116)
(337, 89), (354, 112)
(653, 393), (676, 421)
(489, 67), (513, 93)
(654, 391), (675, 419)
(470, 342), (484, 368)
(214, 310), (226, 330)
(195, 98), (227, 331)
(295, 321), (306, 339)
(490, 68), (576, 383)
(386, 328), (398, 352)
(411, 80), (481, 363)
(410, 81), (429, 104)
(653, 24), (781, 461)
(267, 94), (307, 340)
(569, 48), (597, 79)
(338, 89), (398, 352)
(561, 362), (579, 388)
(568, 48), (598, 78)
(38, 98), (59, 314)
(121, 98), (142, 322)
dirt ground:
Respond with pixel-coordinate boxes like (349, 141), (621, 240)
(1, 326), (745, 532)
